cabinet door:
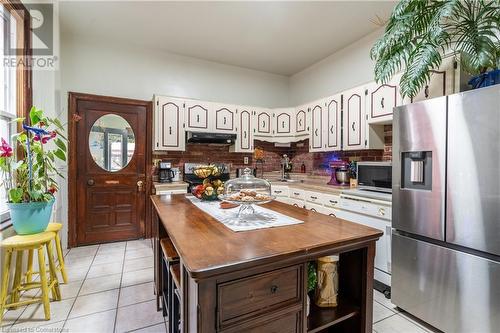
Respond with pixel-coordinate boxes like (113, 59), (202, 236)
(154, 96), (185, 151)
(234, 108), (253, 153)
(295, 105), (308, 138)
(213, 104), (236, 133)
(324, 94), (341, 151)
(254, 109), (272, 137)
(367, 74), (402, 124)
(309, 100), (324, 152)
(343, 87), (365, 150)
(408, 56), (457, 103)
(274, 108), (295, 137)
(185, 100), (210, 132)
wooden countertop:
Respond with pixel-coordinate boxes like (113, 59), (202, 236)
(151, 194), (382, 280)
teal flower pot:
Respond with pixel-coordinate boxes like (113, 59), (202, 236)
(7, 198), (55, 235)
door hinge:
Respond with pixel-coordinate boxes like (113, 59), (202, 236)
(183, 103), (186, 108)
(454, 60), (458, 69)
(365, 139), (367, 146)
(156, 100), (159, 106)
(156, 142), (159, 147)
(183, 123), (185, 128)
(365, 89), (368, 95)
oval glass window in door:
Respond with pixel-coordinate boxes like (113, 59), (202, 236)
(88, 114), (135, 172)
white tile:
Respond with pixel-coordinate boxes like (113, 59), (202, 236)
(59, 279), (84, 300)
(397, 312), (441, 333)
(374, 314), (429, 333)
(123, 257), (153, 273)
(92, 253), (124, 266)
(63, 255), (94, 268)
(115, 300), (163, 333)
(8, 318), (65, 333)
(118, 282), (155, 307)
(63, 309), (116, 333)
(79, 273), (122, 296)
(373, 301), (396, 323)
(374, 290), (400, 312)
(98, 241), (127, 250)
(0, 306), (27, 329)
(12, 298), (74, 329)
(64, 266), (90, 281)
(66, 246), (98, 259)
(130, 322), (167, 333)
(125, 249), (153, 260)
(121, 268), (154, 287)
(96, 246), (125, 257)
(68, 289), (119, 319)
(87, 261), (123, 278)
(126, 239), (152, 251)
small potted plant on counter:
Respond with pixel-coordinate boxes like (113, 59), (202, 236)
(0, 107), (67, 234)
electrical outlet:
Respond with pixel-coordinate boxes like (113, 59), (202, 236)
(244, 157), (249, 165)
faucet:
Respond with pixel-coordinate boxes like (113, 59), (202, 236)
(281, 154), (291, 180)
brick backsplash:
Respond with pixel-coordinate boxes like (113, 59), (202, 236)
(153, 128), (393, 176)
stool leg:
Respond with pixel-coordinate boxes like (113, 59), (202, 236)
(54, 233), (68, 284)
(10, 251), (23, 307)
(46, 242), (61, 301)
(37, 246), (51, 320)
(26, 249), (34, 283)
(0, 249), (13, 325)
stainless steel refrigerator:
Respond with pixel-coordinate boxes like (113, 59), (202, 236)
(392, 85), (500, 333)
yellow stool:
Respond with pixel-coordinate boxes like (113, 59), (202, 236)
(0, 232), (61, 324)
(26, 223), (68, 284)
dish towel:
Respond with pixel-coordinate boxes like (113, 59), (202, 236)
(187, 196), (304, 232)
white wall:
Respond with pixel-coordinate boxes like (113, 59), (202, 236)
(289, 28), (384, 105)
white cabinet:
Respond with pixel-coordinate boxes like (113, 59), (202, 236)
(271, 185), (289, 197)
(154, 96), (185, 151)
(367, 74), (403, 124)
(295, 105), (309, 138)
(185, 100), (210, 132)
(233, 107), (253, 153)
(342, 86), (366, 151)
(254, 108), (273, 138)
(324, 94), (341, 151)
(273, 108), (295, 138)
(212, 103), (236, 133)
(309, 100), (325, 152)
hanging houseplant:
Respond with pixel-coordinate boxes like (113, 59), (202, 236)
(370, 0), (500, 98)
(0, 107), (67, 234)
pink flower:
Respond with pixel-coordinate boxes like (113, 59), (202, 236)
(41, 136), (49, 144)
(50, 131), (57, 138)
(0, 138), (13, 157)
(33, 135), (41, 141)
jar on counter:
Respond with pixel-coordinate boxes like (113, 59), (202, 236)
(315, 255), (339, 307)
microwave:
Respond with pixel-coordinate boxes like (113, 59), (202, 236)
(356, 162), (392, 193)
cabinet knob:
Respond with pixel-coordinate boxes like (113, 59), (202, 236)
(244, 131), (247, 139)
(381, 97), (385, 108)
(87, 179), (95, 186)
(196, 114), (200, 122)
(351, 122), (355, 131)
(330, 125), (334, 134)
(424, 85), (430, 98)
(169, 126), (172, 135)
(315, 129), (318, 136)
(270, 285), (279, 294)
(223, 117), (227, 125)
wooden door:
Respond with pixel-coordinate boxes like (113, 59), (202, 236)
(71, 93), (149, 246)
(254, 109), (272, 137)
(309, 101), (324, 152)
(235, 108), (253, 153)
(185, 100), (210, 132)
(154, 96), (185, 151)
(213, 104), (236, 133)
(295, 106), (308, 137)
(325, 94), (341, 150)
(343, 87), (365, 150)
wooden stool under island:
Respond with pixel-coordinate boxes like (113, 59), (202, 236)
(0, 232), (61, 324)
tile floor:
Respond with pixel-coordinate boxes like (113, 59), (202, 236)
(1, 239), (440, 333)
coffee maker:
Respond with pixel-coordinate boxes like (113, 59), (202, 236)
(159, 161), (175, 183)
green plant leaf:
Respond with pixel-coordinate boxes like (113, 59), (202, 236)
(8, 188), (23, 203)
(54, 138), (66, 152)
(54, 148), (66, 161)
(29, 106), (43, 125)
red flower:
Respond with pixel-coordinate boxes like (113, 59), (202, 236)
(48, 184), (57, 194)
(0, 138), (13, 157)
(50, 131), (57, 138)
(41, 136), (49, 144)
(33, 135), (41, 141)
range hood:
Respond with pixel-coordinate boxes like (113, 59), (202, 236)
(186, 132), (236, 144)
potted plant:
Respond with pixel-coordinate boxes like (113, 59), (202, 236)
(0, 107), (67, 234)
(307, 262), (317, 316)
(371, 0), (500, 98)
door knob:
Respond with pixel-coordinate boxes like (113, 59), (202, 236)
(87, 179), (95, 186)
(137, 180), (144, 192)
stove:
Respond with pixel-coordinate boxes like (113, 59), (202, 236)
(183, 163), (231, 193)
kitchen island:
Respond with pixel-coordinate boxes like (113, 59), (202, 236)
(151, 194), (382, 333)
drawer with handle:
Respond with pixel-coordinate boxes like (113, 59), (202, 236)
(320, 193), (340, 208)
(288, 198), (305, 209)
(271, 186), (289, 197)
(217, 265), (302, 328)
(305, 191), (322, 204)
(289, 188), (305, 200)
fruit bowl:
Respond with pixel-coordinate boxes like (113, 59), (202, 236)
(191, 178), (225, 201)
(192, 164), (224, 179)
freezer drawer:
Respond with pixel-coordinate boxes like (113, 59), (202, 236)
(392, 232), (500, 333)
(447, 85), (500, 256)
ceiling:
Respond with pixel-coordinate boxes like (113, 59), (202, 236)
(59, 1), (396, 76)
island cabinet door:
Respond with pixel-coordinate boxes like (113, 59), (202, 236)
(295, 105), (308, 138)
(254, 108), (273, 137)
(213, 103), (236, 133)
(234, 108), (253, 153)
(185, 100), (211, 132)
(309, 100), (325, 152)
(324, 94), (341, 151)
(342, 86), (366, 151)
(154, 96), (185, 151)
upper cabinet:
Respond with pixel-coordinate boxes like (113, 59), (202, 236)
(367, 74), (403, 124)
(185, 100), (210, 132)
(273, 108), (295, 138)
(342, 86), (366, 151)
(233, 107), (254, 153)
(324, 94), (342, 151)
(212, 104), (237, 133)
(254, 108), (273, 138)
(309, 100), (324, 152)
(295, 105), (309, 138)
(154, 96), (185, 151)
